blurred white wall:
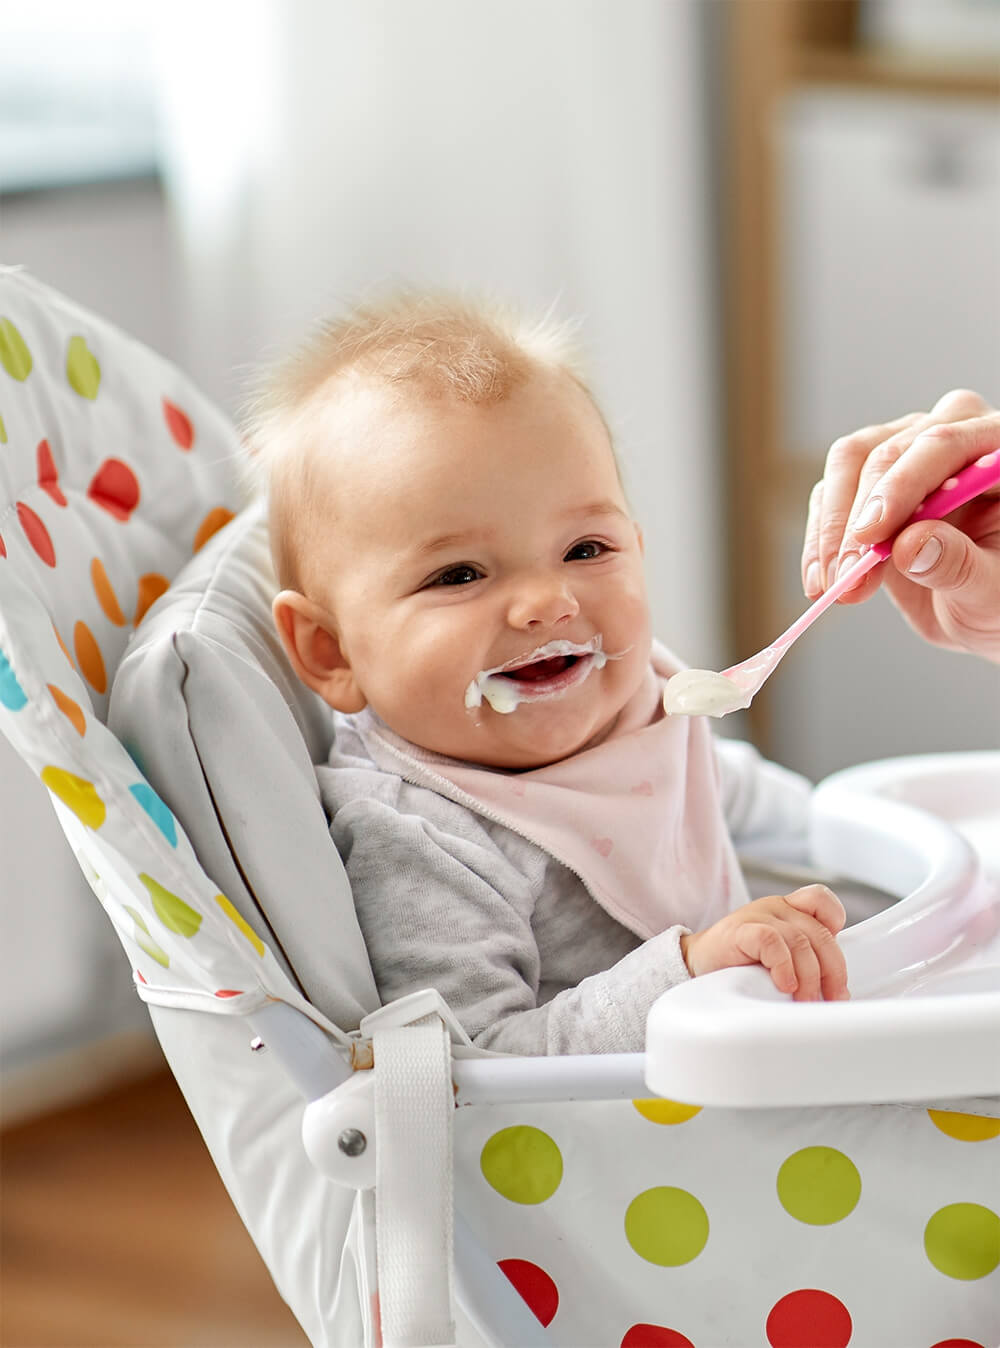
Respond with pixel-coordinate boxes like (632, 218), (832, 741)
(156, 0), (726, 670)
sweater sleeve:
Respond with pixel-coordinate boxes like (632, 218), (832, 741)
(326, 780), (690, 1056)
(714, 736), (813, 863)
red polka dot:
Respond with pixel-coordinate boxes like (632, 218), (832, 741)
(621, 1326), (695, 1348)
(136, 970), (147, 984)
(163, 398), (194, 450)
(213, 989), (243, 999)
(930, 1341), (986, 1348)
(16, 502), (56, 566)
(497, 1259), (558, 1328)
(87, 458), (140, 522)
(37, 440), (67, 506)
(0, 534), (6, 558)
(766, 1290), (852, 1348)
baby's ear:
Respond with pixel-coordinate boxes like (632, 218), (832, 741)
(272, 590), (367, 714)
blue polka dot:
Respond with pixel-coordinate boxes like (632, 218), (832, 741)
(0, 652), (28, 710)
(129, 782), (177, 846)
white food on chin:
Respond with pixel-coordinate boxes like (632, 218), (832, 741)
(662, 667), (747, 718)
(465, 638), (610, 715)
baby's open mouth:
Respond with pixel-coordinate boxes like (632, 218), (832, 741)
(465, 640), (609, 714)
(498, 654), (581, 684)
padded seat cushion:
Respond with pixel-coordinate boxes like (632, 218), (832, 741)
(109, 501), (379, 1030)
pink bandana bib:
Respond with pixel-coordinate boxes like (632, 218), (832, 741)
(354, 642), (748, 941)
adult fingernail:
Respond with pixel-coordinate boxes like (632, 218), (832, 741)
(836, 553), (859, 584)
(805, 562), (821, 595)
(908, 536), (942, 575)
(855, 496), (883, 531)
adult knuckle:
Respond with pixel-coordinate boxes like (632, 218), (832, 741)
(825, 432), (873, 474)
(933, 388), (987, 418)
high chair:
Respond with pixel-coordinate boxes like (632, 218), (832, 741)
(1, 269), (997, 1348)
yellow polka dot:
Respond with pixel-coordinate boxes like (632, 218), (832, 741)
(929, 1110), (1000, 1143)
(47, 684), (86, 736)
(632, 1098), (702, 1125)
(40, 766), (106, 829)
(925, 1202), (1000, 1280)
(91, 557), (126, 626)
(625, 1186), (709, 1266)
(215, 893), (265, 957)
(480, 1126), (563, 1205)
(139, 873), (202, 938)
(776, 1146), (861, 1225)
(73, 621), (106, 694)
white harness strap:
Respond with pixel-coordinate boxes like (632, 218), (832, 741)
(373, 1011), (456, 1348)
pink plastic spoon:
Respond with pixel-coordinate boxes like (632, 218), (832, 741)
(664, 449), (1000, 718)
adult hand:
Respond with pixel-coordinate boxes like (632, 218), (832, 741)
(680, 884), (848, 1002)
(801, 389), (1000, 661)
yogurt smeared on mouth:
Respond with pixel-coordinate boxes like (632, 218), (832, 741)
(465, 637), (611, 714)
(662, 667), (748, 718)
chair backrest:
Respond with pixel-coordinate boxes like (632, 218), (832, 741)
(0, 269), (350, 1032)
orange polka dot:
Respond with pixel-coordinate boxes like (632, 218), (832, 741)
(48, 684), (86, 736)
(134, 572), (170, 626)
(193, 506), (235, 553)
(91, 558), (127, 626)
(74, 621), (107, 694)
(0, 534), (6, 558)
(53, 623), (74, 667)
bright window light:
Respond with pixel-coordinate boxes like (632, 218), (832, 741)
(0, 1), (159, 193)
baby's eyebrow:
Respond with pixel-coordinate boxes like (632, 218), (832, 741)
(562, 500), (630, 523)
(413, 528), (493, 558)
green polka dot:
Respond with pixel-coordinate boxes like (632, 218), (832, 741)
(139, 872), (202, 938)
(925, 1203), (1000, 1280)
(0, 413), (7, 443)
(66, 335), (100, 399)
(124, 905), (169, 968)
(0, 318), (32, 380)
(480, 1126), (563, 1205)
(777, 1146), (861, 1225)
(625, 1186), (709, 1266)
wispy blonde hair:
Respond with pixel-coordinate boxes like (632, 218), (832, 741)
(241, 291), (598, 590)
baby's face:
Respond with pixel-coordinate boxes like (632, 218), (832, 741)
(306, 370), (652, 768)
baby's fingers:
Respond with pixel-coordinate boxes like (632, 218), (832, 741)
(735, 923), (801, 998)
(783, 884), (847, 935)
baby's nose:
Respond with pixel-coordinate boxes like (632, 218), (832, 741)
(507, 574), (580, 630)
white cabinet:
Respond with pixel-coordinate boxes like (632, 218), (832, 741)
(769, 89), (1000, 781)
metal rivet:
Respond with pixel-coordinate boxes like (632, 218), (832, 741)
(338, 1128), (367, 1157)
(249, 1036), (267, 1053)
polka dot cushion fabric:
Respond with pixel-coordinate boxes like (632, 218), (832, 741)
(0, 268), (329, 1025)
(456, 1096), (1000, 1346)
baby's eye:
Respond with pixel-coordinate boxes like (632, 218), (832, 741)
(429, 564), (483, 587)
(564, 539), (608, 562)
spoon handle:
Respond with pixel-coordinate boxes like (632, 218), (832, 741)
(868, 448), (1000, 562)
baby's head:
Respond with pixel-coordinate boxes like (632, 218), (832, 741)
(244, 294), (652, 769)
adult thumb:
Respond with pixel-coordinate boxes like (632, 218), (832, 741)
(894, 520), (997, 596)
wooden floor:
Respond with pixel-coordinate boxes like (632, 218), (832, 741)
(1, 1069), (308, 1348)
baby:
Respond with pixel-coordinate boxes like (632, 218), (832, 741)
(245, 294), (848, 1055)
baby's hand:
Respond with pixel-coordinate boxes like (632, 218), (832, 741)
(680, 884), (849, 1001)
